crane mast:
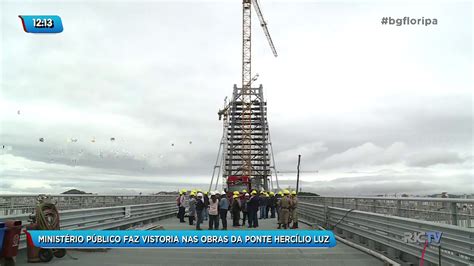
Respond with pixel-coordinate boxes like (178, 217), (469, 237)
(241, 0), (253, 178)
(210, 0), (278, 192)
(241, 0), (277, 179)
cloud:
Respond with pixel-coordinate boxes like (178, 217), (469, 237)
(279, 171), (473, 196)
(0, 153), (210, 194)
(276, 141), (328, 164)
(406, 150), (465, 167)
(317, 142), (468, 170)
(319, 142), (407, 169)
(0, 1), (472, 195)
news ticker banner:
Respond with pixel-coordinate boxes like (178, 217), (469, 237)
(29, 230), (336, 248)
(18, 15), (63, 33)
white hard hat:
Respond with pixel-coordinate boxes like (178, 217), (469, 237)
(215, 190), (221, 194)
(197, 192), (203, 197)
(210, 191), (216, 196)
(245, 193), (250, 196)
(222, 191), (226, 195)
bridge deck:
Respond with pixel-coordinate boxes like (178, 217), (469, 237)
(15, 216), (383, 266)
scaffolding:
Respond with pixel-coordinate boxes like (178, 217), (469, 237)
(209, 85), (279, 192)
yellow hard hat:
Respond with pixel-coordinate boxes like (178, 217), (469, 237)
(190, 192), (195, 196)
(291, 191), (297, 195)
(242, 189), (247, 193)
(251, 190), (257, 195)
(269, 192), (275, 196)
(278, 191), (283, 196)
(233, 194), (239, 198)
(181, 189), (187, 193)
(233, 191), (239, 195)
(260, 190), (265, 193)
(204, 191), (208, 195)
(283, 189), (290, 195)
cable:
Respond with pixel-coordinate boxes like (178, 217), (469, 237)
(32, 196), (80, 261)
(36, 201), (60, 230)
(333, 209), (354, 228)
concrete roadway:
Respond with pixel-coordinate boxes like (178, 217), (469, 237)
(15, 216), (383, 266)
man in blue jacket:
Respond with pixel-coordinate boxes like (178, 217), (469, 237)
(218, 190), (229, 230)
(247, 190), (260, 228)
(195, 193), (205, 230)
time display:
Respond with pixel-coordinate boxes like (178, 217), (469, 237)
(32, 18), (54, 28)
(19, 15), (63, 33)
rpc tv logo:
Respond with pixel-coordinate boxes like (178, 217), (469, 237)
(403, 231), (442, 244)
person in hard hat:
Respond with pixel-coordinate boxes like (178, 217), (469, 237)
(203, 192), (209, 221)
(241, 193), (249, 226)
(268, 191), (276, 218)
(290, 191), (299, 229)
(229, 192), (235, 220)
(183, 191), (190, 219)
(231, 194), (241, 227)
(218, 190), (229, 230)
(226, 190), (232, 216)
(178, 190), (186, 223)
(208, 191), (220, 230)
(247, 190), (259, 228)
(188, 192), (196, 225)
(232, 190), (240, 208)
(195, 193), (205, 230)
(259, 192), (267, 219)
(265, 192), (272, 219)
(278, 190), (291, 229)
(276, 191), (283, 223)
(176, 191), (182, 219)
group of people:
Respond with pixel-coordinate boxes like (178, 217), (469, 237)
(176, 188), (299, 230)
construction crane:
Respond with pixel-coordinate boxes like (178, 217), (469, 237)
(241, 0), (278, 178)
(209, 0), (278, 193)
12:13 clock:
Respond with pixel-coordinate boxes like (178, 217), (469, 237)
(32, 18), (54, 28)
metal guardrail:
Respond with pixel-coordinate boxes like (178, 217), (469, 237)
(299, 196), (474, 228)
(299, 201), (474, 266)
(0, 194), (176, 216)
(0, 201), (177, 249)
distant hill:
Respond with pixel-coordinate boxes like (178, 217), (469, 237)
(62, 189), (90, 194)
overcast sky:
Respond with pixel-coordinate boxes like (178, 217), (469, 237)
(0, 0), (472, 196)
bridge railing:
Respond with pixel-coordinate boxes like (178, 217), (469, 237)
(299, 196), (474, 228)
(0, 201), (177, 249)
(0, 194), (176, 216)
(298, 201), (474, 266)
